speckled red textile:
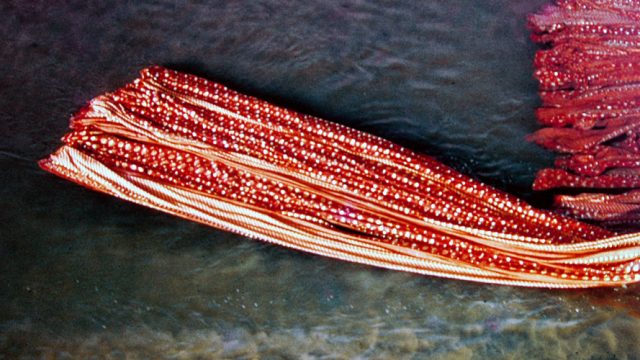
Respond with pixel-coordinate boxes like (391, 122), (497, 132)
(529, 0), (640, 224)
(40, 66), (640, 288)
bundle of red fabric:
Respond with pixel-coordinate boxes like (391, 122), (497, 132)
(40, 66), (640, 288)
(528, 0), (640, 225)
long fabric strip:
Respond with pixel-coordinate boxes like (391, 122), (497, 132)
(40, 66), (640, 288)
(528, 0), (640, 224)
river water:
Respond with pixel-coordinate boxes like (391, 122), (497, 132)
(2, 1), (640, 358)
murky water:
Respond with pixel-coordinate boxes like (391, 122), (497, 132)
(2, 1), (640, 358)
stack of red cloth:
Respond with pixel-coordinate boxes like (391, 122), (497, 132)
(40, 66), (640, 288)
(529, 0), (640, 225)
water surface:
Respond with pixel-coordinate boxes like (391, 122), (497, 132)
(2, 1), (640, 358)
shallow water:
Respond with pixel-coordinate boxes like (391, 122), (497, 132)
(2, 0), (640, 358)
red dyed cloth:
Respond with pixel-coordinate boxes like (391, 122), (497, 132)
(529, 0), (640, 224)
(40, 66), (640, 288)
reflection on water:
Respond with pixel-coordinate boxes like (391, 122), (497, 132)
(2, 0), (640, 358)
